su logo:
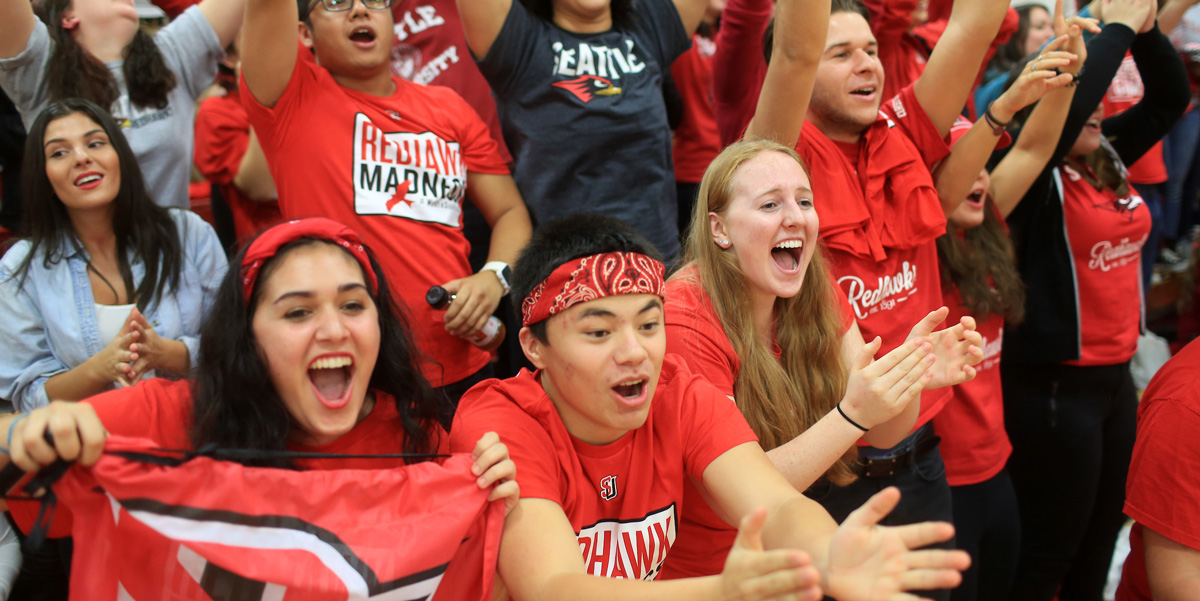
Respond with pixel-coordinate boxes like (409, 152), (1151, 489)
(600, 475), (618, 501)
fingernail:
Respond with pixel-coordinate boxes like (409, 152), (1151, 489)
(472, 464), (482, 475)
(477, 476), (487, 487)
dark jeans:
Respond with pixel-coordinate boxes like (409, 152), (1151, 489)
(8, 532), (71, 601)
(950, 469), (1021, 601)
(806, 426), (956, 601)
(432, 363), (494, 431)
(1001, 361), (1136, 601)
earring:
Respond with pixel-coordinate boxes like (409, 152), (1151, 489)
(718, 239), (730, 248)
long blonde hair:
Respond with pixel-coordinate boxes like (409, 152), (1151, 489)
(676, 140), (857, 485)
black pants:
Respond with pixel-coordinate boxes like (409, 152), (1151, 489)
(950, 469), (1020, 601)
(806, 427), (956, 601)
(1002, 361), (1137, 601)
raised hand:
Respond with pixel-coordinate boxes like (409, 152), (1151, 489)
(992, 35), (1077, 121)
(469, 431), (519, 516)
(905, 308), (983, 389)
(840, 337), (934, 431)
(7, 402), (107, 472)
(1103, 0), (1155, 31)
(824, 488), (970, 601)
(721, 508), (823, 601)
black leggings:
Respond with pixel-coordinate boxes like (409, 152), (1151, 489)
(949, 469), (1020, 601)
(1001, 361), (1137, 601)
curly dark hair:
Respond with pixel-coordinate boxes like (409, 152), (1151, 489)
(189, 237), (443, 468)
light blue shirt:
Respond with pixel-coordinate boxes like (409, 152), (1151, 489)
(0, 210), (227, 411)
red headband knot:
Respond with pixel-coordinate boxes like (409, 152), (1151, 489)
(521, 252), (665, 326)
(241, 218), (379, 302)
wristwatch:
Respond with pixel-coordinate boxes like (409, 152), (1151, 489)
(481, 261), (513, 296)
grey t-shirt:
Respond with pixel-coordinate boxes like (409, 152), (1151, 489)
(478, 0), (690, 260)
(0, 7), (222, 209)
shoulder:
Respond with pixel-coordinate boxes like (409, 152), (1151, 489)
(169, 208), (218, 240)
(451, 371), (554, 449)
(0, 240), (36, 277)
(84, 378), (194, 443)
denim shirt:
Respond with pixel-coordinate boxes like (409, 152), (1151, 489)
(0, 210), (227, 411)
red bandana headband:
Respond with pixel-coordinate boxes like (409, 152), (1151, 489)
(241, 218), (379, 302)
(521, 252), (665, 326)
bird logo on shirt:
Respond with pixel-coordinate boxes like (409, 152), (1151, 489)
(552, 75), (623, 103)
(1095, 194), (1143, 221)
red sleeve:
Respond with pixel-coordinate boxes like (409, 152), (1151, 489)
(84, 379), (193, 447)
(881, 84), (951, 169)
(1124, 397), (1200, 551)
(194, 96), (250, 186)
(864, 0), (918, 51)
(149, 0), (197, 20)
(434, 87), (511, 176)
(712, 0), (771, 146)
(666, 360), (759, 480)
(450, 383), (563, 503)
(240, 48), (315, 154)
(664, 280), (738, 396)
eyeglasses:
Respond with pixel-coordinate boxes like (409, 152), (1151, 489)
(303, 0), (391, 18)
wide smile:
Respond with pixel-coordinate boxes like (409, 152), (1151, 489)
(771, 239), (804, 274)
(307, 353), (355, 410)
(849, 85), (878, 103)
(348, 26), (377, 49)
(74, 171), (104, 190)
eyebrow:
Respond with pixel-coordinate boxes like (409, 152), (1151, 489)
(44, 130), (106, 149)
(755, 186), (814, 200)
(272, 282), (367, 304)
(577, 298), (663, 319)
(824, 40), (878, 52)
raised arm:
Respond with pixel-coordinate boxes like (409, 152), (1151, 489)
(1144, 527), (1200, 600)
(232, 128), (278, 201)
(913, 0), (1011, 136)
(673, 0), (710, 37)
(456, 0), (513, 59)
(1102, 23), (1191, 166)
(1157, 0), (1200, 34)
(711, 0), (772, 144)
(198, 0), (246, 48)
(239, 0), (300, 108)
(0, 0), (37, 59)
(742, 0), (830, 146)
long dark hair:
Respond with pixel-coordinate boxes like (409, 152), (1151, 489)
(189, 238), (441, 468)
(517, 0), (634, 30)
(14, 99), (182, 311)
(36, 0), (177, 110)
(936, 196), (1025, 324)
(987, 5), (1042, 77)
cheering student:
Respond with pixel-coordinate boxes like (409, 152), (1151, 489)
(994, 0), (1190, 597)
(0, 0), (243, 209)
(0, 217), (518, 598)
(450, 213), (971, 601)
(0, 99), (226, 412)
(239, 0), (532, 418)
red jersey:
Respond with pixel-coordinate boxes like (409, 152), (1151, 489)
(798, 85), (952, 431)
(1116, 338), (1200, 601)
(930, 287), (1010, 487)
(449, 355), (757, 581)
(659, 268), (852, 579)
(1058, 164), (1150, 365)
(194, 90), (282, 243)
(1102, 54), (1168, 185)
(242, 59), (510, 386)
(389, 0), (511, 163)
(671, 34), (722, 184)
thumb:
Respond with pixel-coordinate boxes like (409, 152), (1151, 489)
(853, 336), (882, 371)
(842, 487), (901, 532)
(910, 307), (949, 339)
(733, 507), (769, 552)
(440, 279), (464, 294)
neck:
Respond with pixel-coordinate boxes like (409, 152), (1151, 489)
(74, 28), (132, 63)
(749, 290), (776, 345)
(807, 112), (867, 145)
(330, 69), (396, 97)
(553, 9), (612, 33)
(70, 209), (118, 258)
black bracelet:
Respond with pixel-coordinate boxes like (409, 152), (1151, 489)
(1065, 65), (1085, 87)
(836, 403), (869, 432)
(983, 102), (1011, 136)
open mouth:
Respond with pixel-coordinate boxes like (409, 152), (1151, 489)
(308, 355), (354, 409)
(349, 27), (376, 46)
(75, 173), (103, 189)
(965, 188), (985, 208)
(612, 379), (646, 400)
(771, 239), (803, 272)
(1084, 119), (1101, 133)
(850, 86), (876, 98)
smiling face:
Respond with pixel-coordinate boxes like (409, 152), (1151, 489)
(42, 111), (122, 218)
(1069, 103), (1105, 157)
(520, 294), (665, 445)
(809, 11), (885, 143)
(710, 150), (820, 309)
(1023, 6), (1054, 57)
(251, 242), (381, 446)
(300, 0), (393, 81)
(949, 168), (992, 230)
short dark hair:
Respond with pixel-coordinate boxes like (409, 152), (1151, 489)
(189, 237), (442, 468)
(517, 0), (634, 30)
(764, 0), (871, 65)
(512, 214), (662, 342)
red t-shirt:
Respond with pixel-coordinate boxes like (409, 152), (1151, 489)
(1102, 54), (1167, 185)
(389, 0), (511, 164)
(449, 355), (758, 581)
(1058, 164), (1150, 365)
(193, 90), (282, 244)
(659, 267), (852, 579)
(242, 59), (510, 386)
(799, 85), (952, 430)
(1115, 338), (1200, 601)
(711, 0), (770, 146)
(9, 378), (449, 536)
(929, 287), (1010, 487)
(671, 34), (722, 183)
